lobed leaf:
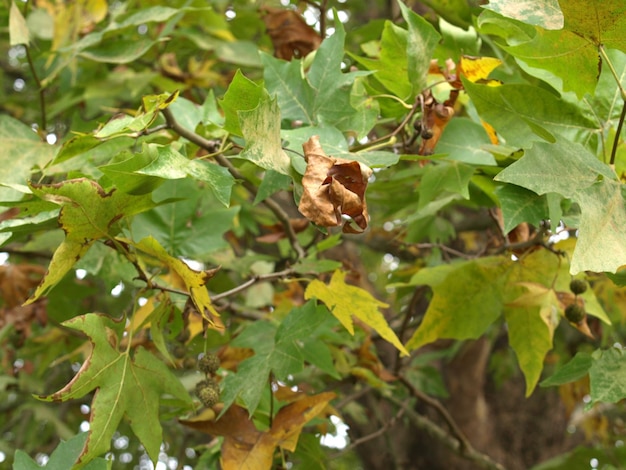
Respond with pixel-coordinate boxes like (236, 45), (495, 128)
(305, 270), (408, 356)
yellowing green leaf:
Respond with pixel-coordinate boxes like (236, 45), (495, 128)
(406, 257), (512, 350)
(305, 270), (408, 356)
(26, 179), (154, 303)
(128, 236), (223, 330)
(239, 93), (292, 175)
(504, 282), (559, 396)
(38, 314), (193, 467)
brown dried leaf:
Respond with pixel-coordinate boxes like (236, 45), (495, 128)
(418, 90), (456, 156)
(180, 392), (335, 470)
(261, 6), (322, 60)
(298, 136), (372, 233)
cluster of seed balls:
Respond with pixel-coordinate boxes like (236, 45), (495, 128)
(195, 353), (221, 408)
(565, 279), (588, 324)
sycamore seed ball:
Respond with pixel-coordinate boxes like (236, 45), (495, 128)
(569, 279), (588, 295)
(199, 353), (221, 375)
(565, 304), (585, 324)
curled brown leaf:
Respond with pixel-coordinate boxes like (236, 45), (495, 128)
(298, 136), (372, 233)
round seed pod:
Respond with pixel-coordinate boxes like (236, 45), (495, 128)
(569, 279), (588, 295)
(565, 304), (586, 324)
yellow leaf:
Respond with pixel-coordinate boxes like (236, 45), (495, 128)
(305, 270), (409, 356)
(125, 236), (223, 330)
(459, 55), (502, 84)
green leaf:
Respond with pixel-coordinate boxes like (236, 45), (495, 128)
(0, 115), (56, 201)
(13, 432), (108, 470)
(419, 161), (475, 209)
(305, 270), (408, 356)
(406, 257), (512, 350)
(221, 302), (335, 414)
(132, 179), (239, 257)
(495, 184), (548, 233)
(495, 140), (626, 273)
(559, 0), (626, 53)
(219, 70), (264, 136)
(26, 178), (154, 303)
(254, 170), (292, 205)
(397, 0), (442, 95)
(530, 445), (626, 470)
(261, 53), (314, 125)
(501, 28), (598, 98)
(38, 314), (193, 467)
(540, 352), (593, 387)
(435, 118), (497, 166)
(80, 37), (159, 64)
(481, 0), (564, 30)
(463, 80), (597, 148)
(588, 346), (626, 407)
(239, 93), (292, 175)
(105, 142), (234, 206)
(263, 21), (376, 138)
(350, 21), (414, 100)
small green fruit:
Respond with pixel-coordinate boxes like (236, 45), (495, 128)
(565, 304), (585, 324)
(198, 353), (221, 375)
(569, 279), (588, 295)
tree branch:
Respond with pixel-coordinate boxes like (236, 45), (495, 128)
(388, 395), (508, 470)
(398, 375), (471, 453)
(161, 107), (305, 259)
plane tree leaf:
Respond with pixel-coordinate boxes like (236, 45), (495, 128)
(305, 270), (409, 356)
(0, 115), (56, 202)
(463, 80), (598, 148)
(239, 93), (292, 175)
(542, 346), (626, 409)
(504, 282), (559, 395)
(26, 178), (154, 303)
(125, 236), (223, 329)
(495, 140), (626, 273)
(13, 432), (108, 470)
(38, 313), (193, 467)
(406, 257), (512, 350)
(220, 301), (336, 415)
(481, 0), (564, 30)
(180, 392), (335, 470)
(263, 20), (376, 138)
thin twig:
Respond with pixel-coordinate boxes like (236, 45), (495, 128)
(387, 395), (507, 470)
(211, 268), (294, 302)
(161, 107), (305, 259)
(330, 399), (407, 458)
(350, 93), (422, 152)
(398, 375), (471, 453)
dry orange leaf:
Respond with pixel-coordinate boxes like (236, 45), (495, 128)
(180, 391), (335, 470)
(261, 6), (322, 60)
(299, 136), (372, 233)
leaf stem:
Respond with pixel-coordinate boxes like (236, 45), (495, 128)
(161, 107), (306, 259)
(598, 45), (626, 166)
(610, 101), (626, 167)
